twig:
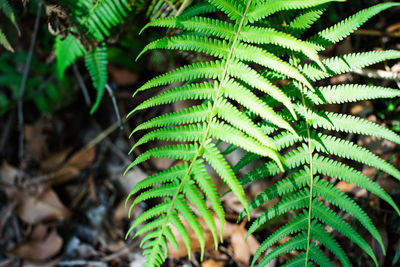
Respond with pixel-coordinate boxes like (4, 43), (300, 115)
(58, 260), (107, 267)
(84, 117), (127, 150)
(175, 0), (191, 16)
(352, 68), (400, 82)
(355, 29), (400, 38)
(106, 84), (124, 130)
(0, 111), (15, 152)
(18, 1), (43, 160)
(73, 63), (92, 106)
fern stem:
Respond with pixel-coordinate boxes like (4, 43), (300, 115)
(146, 0), (253, 258)
(302, 88), (315, 267)
(281, 13), (316, 267)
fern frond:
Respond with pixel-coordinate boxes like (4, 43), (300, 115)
(257, 232), (309, 266)
(192, 160), (225, 239)
(310, 222), (351, 267)
(215, 99), (277, 149)
(247, 0), (344, 23)
(205, 0), (244, 21)
(248, 189), (310, 236)
(312, 133), (400, 181)
(289, 9), (325, 32)
(202, 141), (248, 211)
(127, 144), (198, 170)
(127, 163), (188, 200)
(223, 79), (292, 133)
(180, 2), (217, 17)
(301, 108), (400, 144)
(312, 154), (400, 215)
(310, 2), (400, 49)
(182, 180), (218, 248)
(174, 196), (206, 257)
(312, 201), (378, 266)
(55, 35), (86, 79)
(301, 50), (400, 81)
(1, 0), (18, 32)
(85, 44), (108, 113)
(313, 179), (384, 253)
(136, 60), (224, 94)
(129, 1), (400, 266)
(240, 26), (323, 68)
(129, 82), (215, 116)
(67, 0), (132, 41)
(306, 84), (400, 105)
(132, 103), (212, 134)
(132, 183), (178, 207)
(140, 16), (235, 38)
(0, 28), (13, 52)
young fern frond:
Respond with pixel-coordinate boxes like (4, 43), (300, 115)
(125, 0), (334, 266)
(234, 2), (400, 266)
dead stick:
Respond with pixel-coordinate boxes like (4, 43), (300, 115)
(18, 2), (43, 160)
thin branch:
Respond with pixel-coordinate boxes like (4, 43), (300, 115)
(72, 63), (92, 106)
(355, 29), (400, 38)
(352, 68), (400, 82)
(18, 1), (43, 160)
(106, 84), (124, 130)
(175, 0), (191, 16)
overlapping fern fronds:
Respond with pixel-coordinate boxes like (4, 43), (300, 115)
(54, 0), (133, 113)
(124, 0), (361, 266)
(233, 2), (400, 266)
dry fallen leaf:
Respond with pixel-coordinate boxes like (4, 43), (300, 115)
(108, 64), (139, 86)
(13, 187), (70, 224)
(24, 123), (48, 162)
(167, 216), (260, 266)
(46, 147), (96, 186)
(113, 198), (135, 223)
(168, 217), (215, 258)
(1, 161), (19, 184)
(40, 147), (73, 173)
(10, 225), (62, 261)
(201, 259), (227, 267)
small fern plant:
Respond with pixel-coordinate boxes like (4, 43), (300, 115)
(232, 2), (400, 266)
(54, 0), (135, 113)
(126, 0), (400, 266)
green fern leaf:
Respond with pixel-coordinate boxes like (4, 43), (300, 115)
(55, 35), (86, 79)
(313, 178), (384, 253)
(202, 141), (248, 212)
(312, 201), (378, 266)
(300, 108), (400, 144)
(301, 50), (400, 81)
(85, 44), (108, 114)
(0, 28), (13, 52)
(192, 160), (225, 239)
(256, 232), (308, 266)
(127, 144), (198, 171)
(306, 84), (400, 105)
(310, 2), (400, 49)
(289, 9), (325, 32)
(174, 196), (206, 258)
(129, 82), (215, 116)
